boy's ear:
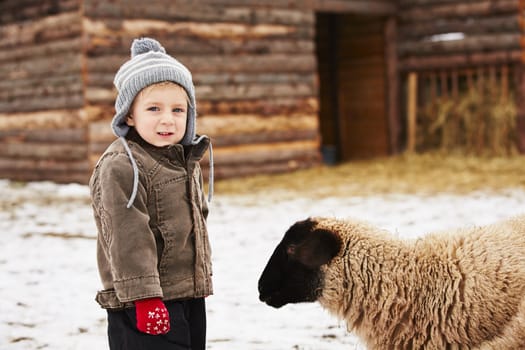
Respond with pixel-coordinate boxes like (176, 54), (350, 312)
(126, 115), (135, 126)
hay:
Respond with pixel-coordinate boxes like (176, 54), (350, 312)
(214, 153), (525, 199)
(418, 83), (517, 156)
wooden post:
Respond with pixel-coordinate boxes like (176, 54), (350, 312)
(385, 16), (399, 155)
(501, 64), (509, 102)
(407, 72), (418, 153)
(451, 70), (459, 99)
(517, 66), (525, 153)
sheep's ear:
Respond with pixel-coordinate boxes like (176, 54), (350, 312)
(287, 229), (341, 269)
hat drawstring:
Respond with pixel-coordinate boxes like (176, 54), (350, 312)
(119, 136), (140, 209)
(193, 135), (214, 203)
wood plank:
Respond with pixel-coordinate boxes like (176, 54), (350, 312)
(398, 33), (521, 57)
(400, 50), (522, 71)
(1, 52), (82, 80)
(385, 16), (399, 154)
(0, 12), (82, 47)
(210, 140), (320, 165)
(0, 37), (82, 62)
(0, 109), (86, 130)
(0, 142), (88, 160)
(0, 128), (86, 143)
(400, 0), (518, 23)
(83, 1), (314, 26)
(313, 0), (396, 14)
(83, 18), (313, 41)
(0, 0), (79, 24)
(399, 14), (520, 39)
(86, 53), (316, 74)
(407, 72), (418, 153)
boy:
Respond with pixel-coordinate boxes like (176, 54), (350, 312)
(89, 37), (213, 350)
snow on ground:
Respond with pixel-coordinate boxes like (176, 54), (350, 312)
(2, 179), (525, 349)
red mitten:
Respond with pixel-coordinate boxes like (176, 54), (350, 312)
(134, 298), (170, 335)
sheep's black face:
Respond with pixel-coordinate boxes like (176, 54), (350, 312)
(258, 218), (342, 308)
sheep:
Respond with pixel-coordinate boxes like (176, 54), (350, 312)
(258, 216), (525, 349)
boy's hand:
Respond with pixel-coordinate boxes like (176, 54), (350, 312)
(134, 298), (170, 335)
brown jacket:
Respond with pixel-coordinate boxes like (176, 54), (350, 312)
(90, 130), (212, 309)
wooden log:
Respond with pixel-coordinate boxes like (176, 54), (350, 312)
(312, 0), (397, 15)
(0, 12), (82, 47)
(86, 52), (316, 74)
(400, 0), (519, 23)
(198, 97), (318, 116)
(83, 1), (314, 26)
(0, 94), (84, 113)
(210, 158), (319, 179)
(0, 37), (82, 62)
(0, 78), (83, 101)
(83, 18), (313, 42)
(198, 114), (319, 136)
(0, 157), (91, 184)
(197, 82), (316, 101)
(1, 52), (82, 80)
(0, 158), (89, 171)
(0, 142), (87, 160)
(399, 14), (520, 39)
(0, 128), (86, 143)
(0, 109), (87, 130)
(85, 34), (315, 57)
(398, 33), (521, 57)
(0, 0), (79, 24)
(202, 140), (320, 165)
(399, 50), (522, 71)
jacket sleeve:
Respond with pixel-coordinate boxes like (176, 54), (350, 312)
(93, 152), (163, 302)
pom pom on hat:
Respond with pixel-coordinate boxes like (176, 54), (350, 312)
(131, 37), (166, 57)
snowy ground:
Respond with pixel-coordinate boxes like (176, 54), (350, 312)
(2, 179), (525, 349)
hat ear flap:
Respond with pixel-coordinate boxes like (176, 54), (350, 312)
(287, 229), (341, 269)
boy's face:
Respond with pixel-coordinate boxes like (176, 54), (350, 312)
(126, 83), (188, 147)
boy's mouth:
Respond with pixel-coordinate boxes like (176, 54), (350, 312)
(157, 132), (174, 136)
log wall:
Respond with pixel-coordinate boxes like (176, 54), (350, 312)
(0, 0), (88, 183)
(397, 0), (525, 153)
(83, 0), (324, 179)
(398, 0), (522, 71)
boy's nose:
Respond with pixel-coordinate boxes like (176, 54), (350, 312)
(160, 112), (175, 124)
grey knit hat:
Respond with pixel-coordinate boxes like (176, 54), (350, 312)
(111, 37), (196, 145)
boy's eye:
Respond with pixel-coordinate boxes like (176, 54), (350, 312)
(147, 106), (160, 112)
(173, 108), (185, 113)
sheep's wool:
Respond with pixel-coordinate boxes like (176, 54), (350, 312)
(315, 216), (525, 349)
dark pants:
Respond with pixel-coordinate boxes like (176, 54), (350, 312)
(107, 298), (206, 350)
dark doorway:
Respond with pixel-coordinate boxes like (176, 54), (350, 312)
(316, 13), (390, 163)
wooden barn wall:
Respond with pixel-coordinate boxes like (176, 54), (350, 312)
(397, 0), (522, 71)
(0, 0), (89, 183)
(84, 0), (322, 179)
(397, 0), (525, 153)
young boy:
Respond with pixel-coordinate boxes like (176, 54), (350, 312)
(89, 37), (213, 350)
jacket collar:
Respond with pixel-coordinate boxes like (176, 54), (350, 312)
(126, 128), (209, 162)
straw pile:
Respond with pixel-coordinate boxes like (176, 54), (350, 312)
(215, 153), (525, 199)
(418, 84), (517, 156)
